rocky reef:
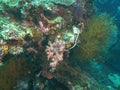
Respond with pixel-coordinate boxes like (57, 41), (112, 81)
(0, 0), (119, 90)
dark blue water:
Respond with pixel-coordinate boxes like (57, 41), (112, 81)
(87, 0), (120, 89)
(94, 0), (120, 29)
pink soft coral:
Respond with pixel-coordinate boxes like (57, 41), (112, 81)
(39, 21), (50, 35)
(45, 39), (65, 70)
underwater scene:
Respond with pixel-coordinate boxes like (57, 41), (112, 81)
(0, 0), (120, 90)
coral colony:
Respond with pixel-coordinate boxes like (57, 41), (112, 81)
(0, 0), (119, 90)
(0, 0), (84, 70)
(39, 21), (50, 35)
(45, 39), (65, 70)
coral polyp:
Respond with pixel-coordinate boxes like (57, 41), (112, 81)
(1, 23), (25, 40)
(8, 46), (23, 55)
